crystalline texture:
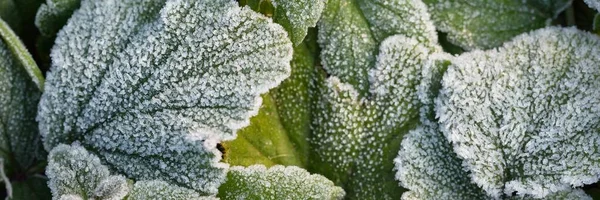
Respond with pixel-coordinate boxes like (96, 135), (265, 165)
(437, 27), (600, 198)
(38, 0), (292, 195)
(272, 0), (326, 45)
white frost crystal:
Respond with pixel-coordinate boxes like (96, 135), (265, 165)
(272, 0), (326, 45)
(311, 35), (433, 199)
(219, 165), (345, 199)
(47, 144), (130, 200)
(584, 0), (600, 11)
(38, 0), (292, 195)
(437, 27), (600, 198)
(423, 0), (571, 50)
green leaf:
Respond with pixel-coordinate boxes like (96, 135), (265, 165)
(0, 0), (44, 43)
(128, 180), (216, 200)
(38, 0), (292, 195)
(0, 17), (48, 199)
(223, 40), (315, 168)
(0, 18), (44, 90)
(222, 93), (303, 167)
(272, 0), (326, 45)
(218, 165), (345, 199)
(35, 0), (81, 37)
(437, 27), (600, 198)
(318, 0), (438, 97)
(47, 144), (130, 200)
(423, 0), (571, 50)
(310, 35), (434, 199)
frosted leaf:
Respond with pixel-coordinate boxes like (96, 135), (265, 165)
(272, 0), (325, 45)
(38, 0), (292, 194)
(423, 0), (571, 50)
(47, 144), (130, 200)
(585, 0), (600, 11)
(128, 180), (216, 200)
(218, 165), (345, 199)
(394, 124), (490, 200)
(0, 18), (44, 90)
(310, 35), (432, 199)
(0, 18), (44, 174)
(318, 0), (438, 95)
(437, 27), (600, 198)
(35, 0), (81, 37)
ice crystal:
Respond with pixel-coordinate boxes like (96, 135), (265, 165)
(422, 0), (571, 50)
(585, 0), (600, 11)
(272, 0), (325, 45)
(38, 0), (292, 195)
(310, 35), (433, 199)
(318, 0), (438, 95)
(437, 27), (600, 198)
(47, 144), (130, 200)
(218, 165), (345, 199)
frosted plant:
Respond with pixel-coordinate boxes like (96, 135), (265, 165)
(218, 165), (345, 199)
(422, 0), (571, 50)
(127, 180), (217, 200)
(585, 0), (600, 11)
(395, 27), (600, 199)
(37, 0), (296, 197)
(0, 18), (49, 199)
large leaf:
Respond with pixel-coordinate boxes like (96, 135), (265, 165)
(128, 180), (215, 200)
(422, 0), (571, 50)
(310, 35), (434, 199)
(437, 27), (600, 198)
(218, 165), (345, 199)
(38, 0), (292, 195)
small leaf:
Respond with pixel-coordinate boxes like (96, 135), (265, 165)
(437, 27), (600, 198)
(46, 144), (130, 200)
(218, 165), (345, 199)
(422, 0), (571, 50)
(128, 180), (216, 200)
(272, 0), (326, 45)
(38, 0), (292, 195)
(35, 0), (81, 37)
